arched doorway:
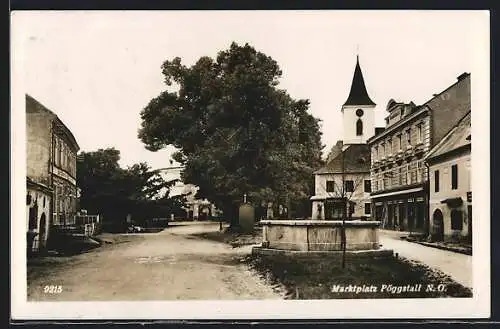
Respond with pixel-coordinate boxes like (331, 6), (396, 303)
(432, 209), (444, 241)
(199, 205), (211, 221)
(39, 213), (47, 251)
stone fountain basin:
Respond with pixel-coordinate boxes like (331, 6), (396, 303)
(260, 220), (381, 252)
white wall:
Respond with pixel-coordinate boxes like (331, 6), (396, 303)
(26, 188), (51, 251)
(342, 105), (376, 144)
(429, 152), (471, 238)
(313, 172), (371, 218)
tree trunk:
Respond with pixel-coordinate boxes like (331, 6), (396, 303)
(224, 202), (239, 230)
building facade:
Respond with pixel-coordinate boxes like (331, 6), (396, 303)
(425, 112), (471, 242)
(368, 101), (430, 232)
(26, 94), (80, 251)
(368, 73), (471, 233)
(311, 56), (375, 220)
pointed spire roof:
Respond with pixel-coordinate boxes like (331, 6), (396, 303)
(343, 55), (376, 107)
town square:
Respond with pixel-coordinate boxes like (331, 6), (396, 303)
(11, 10), (490, 320)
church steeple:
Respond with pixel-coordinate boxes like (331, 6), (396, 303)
(343, 55), (376, 107)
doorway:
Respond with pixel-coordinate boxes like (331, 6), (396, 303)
(39, 213), (47, 250)
(432, 209), (444, 241)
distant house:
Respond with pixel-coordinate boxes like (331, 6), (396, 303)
(26, 94), (80, 252)
(156, 166), (218, 220)
(312, 142), (372, 219)
(425, 112), (471, 242)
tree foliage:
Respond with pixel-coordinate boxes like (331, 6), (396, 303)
(139, 42), (324, 222)
(76, 148), (184, 227)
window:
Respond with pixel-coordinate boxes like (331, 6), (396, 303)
(451, 164), (458, 189)
(349, 203), (355, 216)
(434, 170), (440, 192)
(397, 134), (402, 150)
(326, 180), (335, 192)
(388, 139), (393, 155)
(417, 123), (423, 143)
(417, 161), (423, 183)
(56, 139), (61, 166)
(392, 168), (399, 186)
(380, 143), (385, 158)
(406, 129), (412, 146)
(356, 119), (363, 136)
(364, 180), (371, 193)
(345, 180), (354, 192)
(374, 146), (378, 161)
(365, 203), (371, 215)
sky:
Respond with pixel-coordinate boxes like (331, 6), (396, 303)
(13, 10), (487, 170)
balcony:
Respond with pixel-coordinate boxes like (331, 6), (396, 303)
(413, 142), (425, 155)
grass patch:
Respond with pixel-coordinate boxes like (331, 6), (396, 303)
(193, 228), (263, 248)
(245, 254), (472, 299)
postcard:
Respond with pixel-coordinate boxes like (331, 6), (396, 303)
(11, 10), (490, 320)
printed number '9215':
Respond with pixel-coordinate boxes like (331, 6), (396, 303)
(44, 285), (62, 294)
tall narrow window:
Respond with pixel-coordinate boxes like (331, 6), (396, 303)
(345, 180), (354, 192)
(397, 134), (402, 150)
(417, 123), (423, 143)
(434, 170), (440, 192)
(388, 139), (393, 155)
(356, 119), (363, 136)
(364, 180), (371, 193)
(406, 129), (412, 146)
(326, 180), (335, 192)
(365, 203), (371, 215)
(451, 164), (458, 189)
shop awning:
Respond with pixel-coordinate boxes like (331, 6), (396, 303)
(440, 197), (463, 207)
(370, 187), (423, 199)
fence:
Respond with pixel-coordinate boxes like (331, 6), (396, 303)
(75, 214), (100, 225)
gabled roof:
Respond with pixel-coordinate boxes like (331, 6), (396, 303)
(26, 94), (80, 151)
(343, 56), (376, 107)
(314, 142), (370, 174)
(425, 111), (471, 162)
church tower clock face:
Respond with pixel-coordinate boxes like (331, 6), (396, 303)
(356, 109), (364, 117)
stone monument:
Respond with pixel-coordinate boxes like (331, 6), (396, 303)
(238, 194), (255, 233)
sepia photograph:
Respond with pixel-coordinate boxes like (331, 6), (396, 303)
(11, 10), (490, 320)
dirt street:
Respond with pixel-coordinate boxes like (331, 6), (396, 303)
(28, 222), (282, 301)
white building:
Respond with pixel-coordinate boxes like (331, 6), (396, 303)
(156, 166), (217, 220)
(310, 56), (376, 220)
(425, 112), (471, 242)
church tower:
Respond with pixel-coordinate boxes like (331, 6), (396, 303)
(341, 55), (376, 145)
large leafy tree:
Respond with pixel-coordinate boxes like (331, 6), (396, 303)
(77, 148), (183, 226)
(139, 42), (324, 224)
